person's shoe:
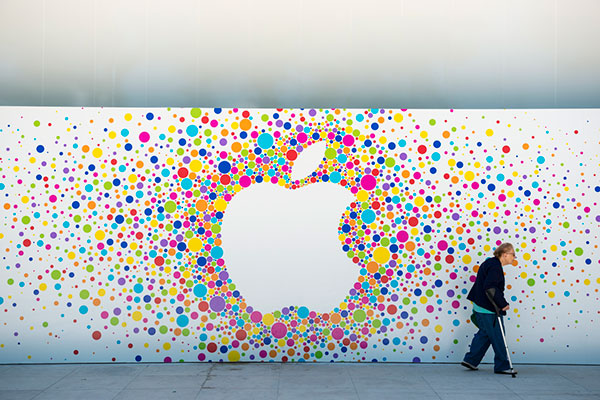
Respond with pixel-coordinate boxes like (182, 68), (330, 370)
(495, 369), (518, 375)
(461, 361), (478, 371)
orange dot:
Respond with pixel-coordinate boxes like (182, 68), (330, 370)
(240, 119), (252, 131)
(82, 145), (90, 153)
(442, 131), (450, 138)
(366, 261), (379, 274)
(231, 142), (242, 152)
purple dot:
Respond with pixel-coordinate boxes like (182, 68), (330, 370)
(209, 296), (225, 312)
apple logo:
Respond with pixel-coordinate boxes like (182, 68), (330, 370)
(220, 141), (359, 312)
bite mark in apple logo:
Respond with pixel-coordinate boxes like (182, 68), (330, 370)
(220, 141), (360, 312)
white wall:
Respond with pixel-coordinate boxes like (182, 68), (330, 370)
(1, 0), (600, 108)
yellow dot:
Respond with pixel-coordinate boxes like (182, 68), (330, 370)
(214, 199), (227, 211)
(92, 148), (103, 158)
(356, 190), (369, 202)
(169, 287), (177, 296)
(168, 125), (176, 133)
(190, 160), (202, 172)
(584, 279), (590, 286)
(228, 350), (241, 362)
(464, 171), (475, 181)
(393, 113), (403, 122)
(132, 311), (142, 321)
(128, 174), (138, 183)
(29, 157), (36, 164)
(124, 113), (132, 121)
(487, 201), (496, 209)
(463, 255), (472, 264)
(163, 343), (171, 350)
(434, 325), (443, 333)
(523, 253), (531, 261)
(373, 247), (390, 264)
(520, 272), (528, 279)
(548, 291), (555, 298)
(414, 196), (425, 207)
(108, 131), (117, 139)
(188, 238), (202, 252)
(95, 230), (105, 241)
(21, 196), (30, 204)
(448, 159), (456, 167)
(39, 283), (47, 291)
(486, 129), (494, 136)
(98, 289), (106, 296)
(262, 313), (274, 326)
(419, 296), (428, 304)
(67, 252), (76, 260)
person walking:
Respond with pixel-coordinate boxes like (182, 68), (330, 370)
(461, 242), (517, 375)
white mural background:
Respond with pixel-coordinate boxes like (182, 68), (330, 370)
(0, 107), (598, 364)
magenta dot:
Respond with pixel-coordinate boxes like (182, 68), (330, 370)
(343, 134), (355, 146)
(49, 195), (57, 203)
(360, 174), (377, 191)
(332, 328), (344, 340)
(250, 311), (262, 323)
(396, 230), (409, 242)
(271, 322), (287, 339)
(437, 240), (448, 251)
(297, 133), (308, 143)
(240, 175), (252, 187)
(139, 131), (150, 143)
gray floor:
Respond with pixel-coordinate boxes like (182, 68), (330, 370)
(0, 363), (599, 400)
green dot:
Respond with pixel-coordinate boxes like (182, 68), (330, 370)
(110, 317), (119, 326)
(190, 108), (202, 118)
(563, 222), (570, 229)
(261, 114), (269, 122)
(429, 119), (436, 126)
(353, 309), (366, 323)
(34, 120), (40, 127)
(51, 270), (61, 280)
(574, 247), (583, 256)
(80, 289), (90, 299)
(527, 278), (535, 287)
(22, 216), (31, 224)
(325, 148), (337, 160)
(164, 201), (177, 213)
(83, 224), (92, 233)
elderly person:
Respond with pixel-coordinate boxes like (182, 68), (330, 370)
(461, 242), (517, 375)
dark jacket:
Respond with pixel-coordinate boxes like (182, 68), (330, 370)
(467, 256), (509, 315)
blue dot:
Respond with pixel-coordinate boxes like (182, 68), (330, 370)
(146, 112), (154, 120)
(211, 246), (223, 259)
(36, 145), (45, 153)
(176, 315), (189, 327)
(135, 355), (142, 362)
(186, 125), (199, 137)
(371, 122), (379, 130)
(329, 171), (342, 183)
(194, 284), (207, 298)
(257, 133), (274, 149)
(553, 202), (560, 209)
(361, 210), (376, 224)
(297, 306), (309, 318)
(218, 161), (231, 174)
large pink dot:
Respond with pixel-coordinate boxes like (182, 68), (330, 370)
(342, 134), (355, 146)
(396, 230), (409, 242)
(332, 327), (344, 340)
(360, 174), (377, 191)
(139, 131), (150, 143)
(271, 322), (287, 339)
(437, 240), (448, 251)
(239, 176), (252, 188)
(49, 195), (57, 203)
(250, 311), (262, 323)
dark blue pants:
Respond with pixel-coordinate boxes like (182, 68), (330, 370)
(463, 312), (510, 372)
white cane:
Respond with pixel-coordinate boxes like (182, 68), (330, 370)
(486, 288), (517, 378)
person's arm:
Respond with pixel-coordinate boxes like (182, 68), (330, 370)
(483, 265), (509, 310)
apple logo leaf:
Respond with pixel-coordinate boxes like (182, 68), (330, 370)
(290, 140), (327, 183)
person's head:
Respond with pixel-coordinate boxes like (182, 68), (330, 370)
(494, 242), (516, 266)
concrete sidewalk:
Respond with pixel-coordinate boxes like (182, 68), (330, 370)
(0, 362), (598, 400)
